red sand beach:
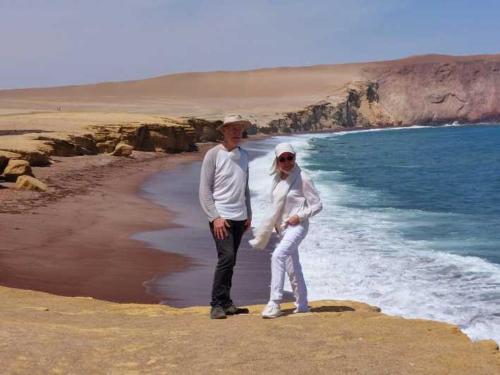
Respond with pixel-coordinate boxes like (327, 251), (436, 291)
(0, 151), (206, 304)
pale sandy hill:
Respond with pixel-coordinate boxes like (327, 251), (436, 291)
(0, 62), (364, 118)
(1, 53), (499, 121)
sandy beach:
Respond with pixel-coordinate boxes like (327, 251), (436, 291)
(0, 138), (278, 306)
(0, 150), (206, 304)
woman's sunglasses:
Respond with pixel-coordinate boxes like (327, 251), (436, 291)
(278, 155), (295, 163)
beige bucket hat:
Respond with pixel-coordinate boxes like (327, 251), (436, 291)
(217, 114), (252, 131)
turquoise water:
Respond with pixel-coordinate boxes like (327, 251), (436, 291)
(306, 124), (500, 264)
(248, 124), (500, 343)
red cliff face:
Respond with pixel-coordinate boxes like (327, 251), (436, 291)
(368, 55), (500, 125)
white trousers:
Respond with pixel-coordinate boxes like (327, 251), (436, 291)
(270, 221), (309, 309)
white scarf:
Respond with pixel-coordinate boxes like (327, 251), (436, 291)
(249, 165), (301, 250)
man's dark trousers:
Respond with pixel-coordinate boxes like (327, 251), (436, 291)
(209, 219), (246, 308)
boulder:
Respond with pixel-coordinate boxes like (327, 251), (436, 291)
(111, 143), (134, 157)
(15, 175), (48, 192)
(0, 149), (49, 167)
(2, 159), (33, 182)
(0, 150), (22, 175)
(21, 150), (51, 166)
(96, 141), (117, 153)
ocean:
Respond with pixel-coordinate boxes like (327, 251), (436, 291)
(247, 124), (500, 344)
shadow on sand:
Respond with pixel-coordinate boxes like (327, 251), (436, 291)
(281, 304), (356, 316)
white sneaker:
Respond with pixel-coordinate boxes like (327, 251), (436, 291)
(261, 302), (282, 319)
(293, 306), (311, 314)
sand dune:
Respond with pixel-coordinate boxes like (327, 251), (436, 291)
(0, 53), (498, 123)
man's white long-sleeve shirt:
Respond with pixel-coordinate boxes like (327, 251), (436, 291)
(199, 144), (252, 222)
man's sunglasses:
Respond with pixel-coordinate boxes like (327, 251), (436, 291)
(278, 155), (295, 163)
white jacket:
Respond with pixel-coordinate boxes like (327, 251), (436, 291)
(273, 167), (322, 228)
(249, 165), (322, 250)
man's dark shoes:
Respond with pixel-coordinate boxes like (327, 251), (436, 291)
(224, 304), (250, 315)
(210, 305), (227, 319)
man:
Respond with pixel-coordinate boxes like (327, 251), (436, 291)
(199, 114), (252, 319)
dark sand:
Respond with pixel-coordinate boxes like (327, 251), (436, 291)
(0, 151), (204, 304)
(137, 138), (293, 307)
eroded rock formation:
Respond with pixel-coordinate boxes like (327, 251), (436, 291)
(264, 81), (396, 133)
(367, 55), (500, 125)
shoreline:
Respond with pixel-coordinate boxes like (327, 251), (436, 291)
(0, 150), (207, 304)
(2, 123), (499, 306)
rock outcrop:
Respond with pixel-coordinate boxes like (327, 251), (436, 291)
(366, 55), (500, 125)
(111, 143), (134, 157)
(264, 81), (396, 133)
(1, 287), (499, 374)
(88, 120), (197, 154)
(15, 175), (48, 192)
(2, 159), (33, 182)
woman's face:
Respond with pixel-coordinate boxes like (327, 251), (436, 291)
(277, 152), (295, 174)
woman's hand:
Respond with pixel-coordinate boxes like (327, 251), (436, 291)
(213, 217), (230, 240)
(286, 215), (300, 226)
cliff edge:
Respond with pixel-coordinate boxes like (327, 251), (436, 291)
(1, 286), (499, 374)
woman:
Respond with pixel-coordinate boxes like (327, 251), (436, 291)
(250, 142), (322, 318)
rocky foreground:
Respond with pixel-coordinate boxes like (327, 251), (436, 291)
(1, 286), (499, 374)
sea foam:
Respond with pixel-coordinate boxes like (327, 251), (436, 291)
(248, 131), (500, 344)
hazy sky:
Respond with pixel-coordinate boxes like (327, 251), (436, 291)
(1, 0), (499, 89)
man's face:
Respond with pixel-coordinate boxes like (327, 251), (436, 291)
(221, 123), (244, 147)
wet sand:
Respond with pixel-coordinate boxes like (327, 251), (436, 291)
(0, 151), (205, 304)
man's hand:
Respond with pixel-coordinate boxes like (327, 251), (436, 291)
(286, 215), (300, 226)
(213, 218), (230, 240)
(244, 219), (252, 232)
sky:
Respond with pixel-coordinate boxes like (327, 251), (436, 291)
(0, 0), (499, 89)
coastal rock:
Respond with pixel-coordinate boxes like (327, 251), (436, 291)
(111, 143), (134, 157)
(368, 56), (500, 124)
(19, 150), (51, 166)
(0, 147), (49, 167)
(187, 118), (222, 142)
(34, 133), (98, 157)
(96, 140), (117, 153)
(145, 123), (196, 153)
(89, 120), (197, 154)
(267, 81), (395, 133)
(2, 159), (33, 182)
(15, 175), (48, 192)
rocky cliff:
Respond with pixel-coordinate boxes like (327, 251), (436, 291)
(262, 81), (396, 133)
(259, 55), (500, 132)
(367, 54), (500, 125)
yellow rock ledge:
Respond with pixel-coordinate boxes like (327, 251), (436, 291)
(0, 286), (498, 374)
